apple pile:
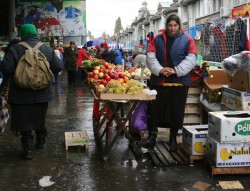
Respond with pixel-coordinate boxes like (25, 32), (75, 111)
(88, 62), (129, 87)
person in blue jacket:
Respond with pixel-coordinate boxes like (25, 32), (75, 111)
(137, 14), (197, 152)
(113, 49), (124, 65)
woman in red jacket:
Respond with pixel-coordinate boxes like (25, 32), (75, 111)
(77, 46), (90, 85)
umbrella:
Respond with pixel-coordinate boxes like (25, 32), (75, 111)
(92, 39), (103, 46)
(87, 39), (103, 47)
(87, 40), (93, 47)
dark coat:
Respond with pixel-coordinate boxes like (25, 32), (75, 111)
(64, 46), (78, 71)
(0, 36), (64, 104)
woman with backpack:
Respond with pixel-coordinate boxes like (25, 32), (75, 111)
(0, 24), (64, 160)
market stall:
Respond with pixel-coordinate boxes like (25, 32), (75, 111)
(85, 61), (156, 159)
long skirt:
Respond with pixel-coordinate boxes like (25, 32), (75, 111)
(148, 86), (188, 132)
(10, 102), (48, 132)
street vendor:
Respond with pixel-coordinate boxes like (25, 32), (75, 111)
(137, 14), (197, 152)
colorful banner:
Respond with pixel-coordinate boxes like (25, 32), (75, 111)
(232, 3), (250, 19)
(15, 0), (86, 36)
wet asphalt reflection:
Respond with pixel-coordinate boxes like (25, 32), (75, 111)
(1, 74), (250, 191)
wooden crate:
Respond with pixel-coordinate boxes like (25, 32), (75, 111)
(184, 87), (202, 125)
(65, 131), (89, 150)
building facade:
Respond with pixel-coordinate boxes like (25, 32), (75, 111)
(117, 0), (250, 58)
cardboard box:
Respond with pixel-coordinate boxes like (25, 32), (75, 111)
(221, 86), (250, 111)
(203, 70), (229, 103)
(208, 111), (250, 143)
(182, 125), (208, 155)
(206, 135), (250, 167)
(228, 71), (250, 92)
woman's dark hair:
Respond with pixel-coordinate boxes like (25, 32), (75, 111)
(165, 14), (181, 30)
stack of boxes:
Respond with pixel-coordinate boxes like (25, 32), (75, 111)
(205, 71), (250, 167)
(206, 111), (250, 167)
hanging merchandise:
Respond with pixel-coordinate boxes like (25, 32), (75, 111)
(201, 18), (249, 63)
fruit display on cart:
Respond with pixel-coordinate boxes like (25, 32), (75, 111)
(87, 62), (156, 100)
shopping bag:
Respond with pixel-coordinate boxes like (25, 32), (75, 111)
(0, 95), (9, 135)
(129, 101), (148, 131)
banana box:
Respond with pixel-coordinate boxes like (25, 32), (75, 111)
(182, 125), (208, 155)
(221, 86), (250, 111)
(208, 111), (250, 143)
(206, 135), (250, 167)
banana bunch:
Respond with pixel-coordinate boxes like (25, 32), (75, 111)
(220, 148), (232, 161)
(194, 142), (205, 153)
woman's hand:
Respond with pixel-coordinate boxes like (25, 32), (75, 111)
(160, 67), (175, 77)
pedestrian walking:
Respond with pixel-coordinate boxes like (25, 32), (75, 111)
(0, 24), (64, 160)
(64, 41), (78, 83)
(137, 14), (197, 152)
(51, 44), (63, 84)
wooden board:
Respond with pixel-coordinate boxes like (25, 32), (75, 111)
(205, 159), (250, 177)
(146, 141), (189, 166)
(180, 146), (204, 165)
(99, 92), (156, 100)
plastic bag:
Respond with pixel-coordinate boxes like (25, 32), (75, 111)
(129, 101), (148, 131)
(221, 51), (250, 76)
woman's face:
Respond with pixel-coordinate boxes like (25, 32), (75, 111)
(166, 20), (180, 35)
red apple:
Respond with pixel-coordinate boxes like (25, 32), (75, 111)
(98, 72), (104, 78)
(101, 79), (108, 86)
(107, 65), (113, 71)
(99, 68), (105, 73)
(104, 62), (109, 68)
(93, 74), (99, 79)
(100, 65), (105, 69)
(106, 76), (111, 81)
(88, 72), (94, 77)
(94, 66), (100, 70)
(93, 69), (99, 75)
(110, 73), (116, 79)
(118, 73), (125, 78)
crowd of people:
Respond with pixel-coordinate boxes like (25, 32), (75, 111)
(0, 13), (197, 160)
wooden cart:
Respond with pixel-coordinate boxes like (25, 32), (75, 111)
(90, 88), (156, 160)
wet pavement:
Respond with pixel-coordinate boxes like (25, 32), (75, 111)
(1, 74), (250, 191)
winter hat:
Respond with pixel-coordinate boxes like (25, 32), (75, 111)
(19, 24), (38, 39)
(101, 42), (109, 48)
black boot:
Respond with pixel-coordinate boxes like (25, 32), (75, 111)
(35, 130), (47, 149)
(137, 130), (158, 150)
(20, 131), (34, 160)
(169, 128), (178, 152)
